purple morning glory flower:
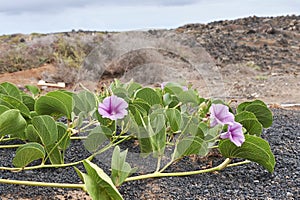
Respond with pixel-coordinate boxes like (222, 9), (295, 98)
(220, 122), (245, 147)
(98, 95), (128, 120)
(209, 104), (235, 127)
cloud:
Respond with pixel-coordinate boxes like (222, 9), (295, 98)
(0, 0), (299, 35)
(0, 0), (199, 15)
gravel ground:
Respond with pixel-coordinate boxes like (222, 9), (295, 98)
(0, 108), (299, 200)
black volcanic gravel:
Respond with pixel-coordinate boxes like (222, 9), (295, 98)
(0, 108), (299, 200)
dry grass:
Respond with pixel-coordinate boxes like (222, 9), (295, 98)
(0, 31), (104, 83)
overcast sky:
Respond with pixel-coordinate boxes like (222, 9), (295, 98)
(0, 0), (299, 35)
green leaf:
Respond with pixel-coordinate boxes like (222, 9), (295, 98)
(132, 99), (151, 114)
(163, 82), (185, 95)
(84, 126), (111, 152)
(111, 88), (129, 99)
(177, 90), (199, 104)
(0, 94), (31, 118)
(111, 146), (137, 186)
(73, 90), (97, 116)
(0, 82), (22, 100)
(244, 104), (273, 128)
(32, 115), (58, 146)
(25, 124), (41, 143)
(125, 81), (142, 97)
(237, 100), (267, 113)
(0, 109), (26, 138)
(165, 108), (182, 132)
(180, 115), (200, 136)
(25, 85), (40, 97)
(134, 87), (161, 106)
(236, 100), (273, 128)
(21, 93), (35, 111)
(57, 122), (70, 150)
(219, 135), (275, 173)
(75, 159), (124, 200)
(12, 142), (45, 168)
(35, 90), (73, 119)
(198, 122), (222, 141)
(0, 105), (10, 115)
(137, 112), (166, 157)
(173, 135), (208, 159)
(45, 144), (63, 164)
(235, 111), (263, 136)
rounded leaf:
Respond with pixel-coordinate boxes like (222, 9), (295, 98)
(0, 109), (26, 138)
(13, 143), (45, 168)
(219, 135), (275, 173)
(135, 88), (161, 106)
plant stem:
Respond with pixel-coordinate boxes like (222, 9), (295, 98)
(126, 158), (232, 182)
(227, 160), (251, 167)
(0, 178), (84, 189)
(0, 160), (84, 171)
(155, 156), (162, 172)
(70, 136), (87, 140)
(0, 144), (22, 148)
(159, 158), (175, 173)
(0, 137), (19, 142)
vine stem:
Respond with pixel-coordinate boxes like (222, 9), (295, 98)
(0, 178), (84, 189)
(126, 158), (233, 182)
(0, 144), (22, 148)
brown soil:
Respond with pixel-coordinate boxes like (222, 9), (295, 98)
(0, 61), (298, 107)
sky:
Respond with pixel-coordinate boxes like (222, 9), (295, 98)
(0, 0), (299, 35)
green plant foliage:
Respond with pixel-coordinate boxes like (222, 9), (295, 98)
(75, 159), (124, 200)
(137, 111), (166, 157)
(235, 111), (263, 136)
(125, 81), (142, 97)
(0, 80), (277, 198)
(111, 146), (137, 187)
(173, 135), (208, 159)
(163, 82), (185, 95)
(236, 99), (267, 113)
(25, 85), (40, 97)
(244, 104), (273, 128)
(219, 135), (275, 173)
(84, 126), (111, 152)
(177, 90), (199, 105)
(25, 124), (41, 143)
(0, 82), (22, 100)
(198, 122), (222, 142)
(134, 87), (162, 106)
(237, 100), (273, 128)
(45, 144), (63, 164)
(165, 108), (182, 132)
(31, 115), (58, 146)
(21, 93), (35, 111)
(73, 90), (97, 116)
(35, 90), (73, 119)
(12, 142), (45, 168)
(0, 105), (10, 115)
(56, 122), (70, 150)
(0, 109), (26, 138)
(0, 94), (31, 118)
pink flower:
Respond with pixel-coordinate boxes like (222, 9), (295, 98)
(209, 104), (234, 127)
(98, 95), (128, 120)
(220, 122), (245, 147)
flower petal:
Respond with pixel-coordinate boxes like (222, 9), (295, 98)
(98, 95), (128, 120)
(209, 104), (234, 127)
(221, 122), (245, 147)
